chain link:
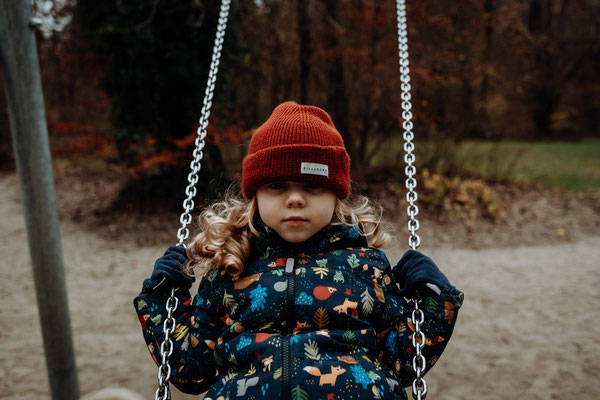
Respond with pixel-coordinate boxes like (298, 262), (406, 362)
(155, 1), (231, 399)
(396, 1), (427, 399)
(155, 289), (179, 400)
(410, 301), (428, 399)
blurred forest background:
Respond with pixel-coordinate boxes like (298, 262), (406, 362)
(3, 4), (600, 399)
(1, 0), (599, 245)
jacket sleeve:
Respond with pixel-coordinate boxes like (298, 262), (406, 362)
(378, 251), (464, 388)
(133, 277), (222, 394)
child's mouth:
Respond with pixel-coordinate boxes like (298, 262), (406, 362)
(285, 218), (307, 226)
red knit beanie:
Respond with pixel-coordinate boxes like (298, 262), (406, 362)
(242, 101), (351, 199)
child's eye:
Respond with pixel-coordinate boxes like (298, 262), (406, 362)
(305, 184), (321, 190)
(268, 182), (286, 190)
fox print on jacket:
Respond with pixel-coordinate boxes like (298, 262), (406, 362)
(134, 221), (464, 400)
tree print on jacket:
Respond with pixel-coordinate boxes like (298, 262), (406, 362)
(134, 221), (464, 399)
(250, 284), (268, 311)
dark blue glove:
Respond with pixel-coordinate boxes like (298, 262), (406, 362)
(392, 250), (451, 296)
(143, 245), (195, 291)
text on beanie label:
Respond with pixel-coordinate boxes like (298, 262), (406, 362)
(301, 162), (329, 178)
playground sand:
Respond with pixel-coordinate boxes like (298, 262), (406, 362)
(1, 173), (599, 400)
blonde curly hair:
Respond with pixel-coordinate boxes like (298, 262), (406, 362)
(185, 184), (394, 278)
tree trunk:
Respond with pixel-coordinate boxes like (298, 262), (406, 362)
(297, 0), (310, 104)
(324, 1), (356, 169)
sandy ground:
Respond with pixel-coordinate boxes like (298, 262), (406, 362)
(1, 172), (599, 400)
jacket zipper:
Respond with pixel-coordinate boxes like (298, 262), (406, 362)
(282, 257), (295, 400)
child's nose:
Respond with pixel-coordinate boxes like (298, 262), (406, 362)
(286, 190), (306, 207)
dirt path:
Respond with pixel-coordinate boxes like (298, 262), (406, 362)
(1, 173), (598, 400)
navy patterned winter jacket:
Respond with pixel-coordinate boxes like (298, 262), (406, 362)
(134, 221), (464, 400)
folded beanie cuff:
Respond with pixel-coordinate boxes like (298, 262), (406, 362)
(242, 144), (350, 199)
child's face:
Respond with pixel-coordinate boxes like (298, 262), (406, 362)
(255, 181), (337, 243)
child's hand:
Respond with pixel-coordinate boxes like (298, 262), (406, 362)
(393, 250), (451, 297)
(146, 245), (195, 290)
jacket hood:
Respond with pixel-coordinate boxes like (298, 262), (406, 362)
(252, 218), (368, 257)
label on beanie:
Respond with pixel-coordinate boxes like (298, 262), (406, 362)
(301, 162), (329, 178)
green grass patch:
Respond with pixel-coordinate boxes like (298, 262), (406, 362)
(456, 140), (600, 190)
(371, 138), (600, 191)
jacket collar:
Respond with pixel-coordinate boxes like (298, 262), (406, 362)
(252, 218), (368, 257)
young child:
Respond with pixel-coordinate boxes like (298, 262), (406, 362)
(134, 101), (464, 400)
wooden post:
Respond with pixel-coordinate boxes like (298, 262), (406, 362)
(0, 1), (80, 399)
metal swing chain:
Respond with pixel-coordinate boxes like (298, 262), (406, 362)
(396, 1), (427, 399)
(156, 2), (423, 399)
(176, 0), (232, 248)
(155, 1), (231, 400)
